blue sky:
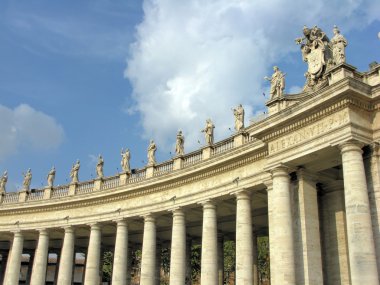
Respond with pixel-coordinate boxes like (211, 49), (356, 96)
(0, 0), (379, 191)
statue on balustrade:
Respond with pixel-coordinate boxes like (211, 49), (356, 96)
(202, 119), (215, 145)
(23, 168), (32, 191)
(121, 148), (131, 174)
(175, 130), (185, 156)
(331, 25), (348, 65)
(70, 160), (80, 183)
(47, 166), (56, 187)
(233, 104), (245, 131)
(0, 171), (8, 194)
(147, 140), (157, 165)
(96, 155), (104, 179)
(295, 25), (333, 92)
(264, 66), (286, 99)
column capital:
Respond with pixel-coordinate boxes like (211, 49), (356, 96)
(338, 140), (364, 154)
(36, 228), (49, 236)
(270, 165), (289, 178)
(297, 167), (318, 183)
(113, 218), (128, 227)
(88, 223), (102, 231)
(170, 207), (185, 217)
(199, 199), (216, 209)
(234, 189), (251, 200)
(11, 230), (23, 237)
(62, 225), (75, 234)
(142, 213), (156, 223)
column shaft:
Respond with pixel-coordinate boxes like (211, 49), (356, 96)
(57, 227), (75, 285)
(112, 219), (129, 285)
(3, 231), (24, 285)
(201, 201), (218, 285)
(340, 142), (379, 285)
(297, 170), (323, 285)
(169, 209), (186, 285)
(268, 167), (295, 285)
(30, 229), (50, 285)
(84, 223), (102, 285)
(140, 215), (156, 285)
(236, 191), (253, 285)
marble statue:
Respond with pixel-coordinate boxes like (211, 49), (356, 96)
(233, 104), (245, 131)
(0, 171), (8, 194)
(175, 130), (185, 156)
(96, 155), (104, 179)
(147, 140), (157, 165)
(70, 160), (80, 183)
(331, 25), (348, 65)
(265, 66), (286, 99)
(121, 148), (131, 173)
(295, 25), (332, 92)
(47, 166), (56, 187)
(23, 168), (32, 191)
(202, 119), (215, 145)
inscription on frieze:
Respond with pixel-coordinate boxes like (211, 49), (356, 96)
(269, 110), (349, 154)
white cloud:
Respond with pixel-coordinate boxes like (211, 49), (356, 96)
(125, 0), (380, 153)
(0, 104), (64, 161)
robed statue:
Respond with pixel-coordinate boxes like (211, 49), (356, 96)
(23, 168), (32, 191)
(233, 104), (245, 131)
(265, 66), (286, 99)
(96, 155), (104, 179)
(331, 25), (348, 65)
(202, 119), (215, 145)
(47, 166), (56, 187)
(175, 130), (185, 156)
(70, 160), (80, 183)
(147, 140), (157, 165)
(121, 148), (131, 173)
(0, 171), (8, 194)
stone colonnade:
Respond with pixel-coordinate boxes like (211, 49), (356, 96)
(0, 140), (379, 285)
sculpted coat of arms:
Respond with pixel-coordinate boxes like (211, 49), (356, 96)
(295, 25), (334, 92)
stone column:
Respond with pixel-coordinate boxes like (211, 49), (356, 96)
(112, 219), (129, 285)
(30, 229), (50, 285)
(200, 201), (218, 285)
(235, 190), (253, 285)
(217, 234), (224, 285)
(84, 223), (102, 285)
(140, 214), (156, 285)
(320, 182), (350, 285)
(339, 141), (379, 285)
(267, 166), (295, 285)
(169, 208), (186, 285)
(296, 169), (323, 285)
(57, 226), (75, 285)
(364, 143), (380, 280)
(252, 230), (258, 285)
(3, 231), (24, 285)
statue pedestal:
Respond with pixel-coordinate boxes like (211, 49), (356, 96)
(326, 62), (357, 85)
(43, 187), (53, 199)
(173, 156), (184, 170)
(146, 165), (155, 178)
(69, 183), (77, 196)
(18, 190), (29, 202)
(94, 179), (103, 191)
(119, 172), (129, 185)
(202, 145), (213, 160)
(234, 132), (247, 147)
